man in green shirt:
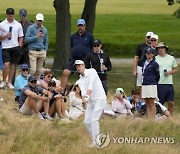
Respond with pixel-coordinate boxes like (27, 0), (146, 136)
(155, 42), (178, 116)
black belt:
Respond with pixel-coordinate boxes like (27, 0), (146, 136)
(31, 49), (44, 51)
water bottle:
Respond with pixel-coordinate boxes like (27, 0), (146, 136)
(8, 26), (12, 40)
(100, 58), (104, 74)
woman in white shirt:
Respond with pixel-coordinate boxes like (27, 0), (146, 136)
(68, 84), (86, 120)
(112, 88), (133, 117)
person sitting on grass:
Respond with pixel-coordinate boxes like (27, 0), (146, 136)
(38, 70), (62, 93)
(14, 64), (30, 102)
(139, 98), (172, 121)
(46, 80), (67, 120)
(19, 76), (52, 120)
(68, 83), (86, 120)
(127, 89), (143, 116)
(111, 88), (133, 118)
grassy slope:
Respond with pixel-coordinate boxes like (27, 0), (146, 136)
(0, 1), (180, 153)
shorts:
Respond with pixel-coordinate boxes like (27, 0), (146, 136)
(136, 66), (142, 86)
(142, 85), (157, 98)
(19, 98), (42, 115)
(157, 84), (174, 105)
(65, 57), (83, 72)
(2, 46), (21, 64)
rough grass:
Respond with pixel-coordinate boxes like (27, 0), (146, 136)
(0, 64), (180, 153)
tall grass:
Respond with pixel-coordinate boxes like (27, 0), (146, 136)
(0, 64), (180, 153)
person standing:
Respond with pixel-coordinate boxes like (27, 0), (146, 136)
(61, 19), (94, 94)
(84, 39), (112, 95)
(142, 47), (160, 118)
(155, 42), (178, 116)
(133, 32), (154, 92)
(18, 9), (33, 65)
(25, 13), (48, 79)
(0, 8), (24, 89)
(74, 60), (107, 148)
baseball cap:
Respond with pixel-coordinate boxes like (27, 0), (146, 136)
(116, 88), (124, 94)
(20, 63), (29, 70)
(48, 80), (56, 87)
(6, 8), (15, 15)
(73, 60), (84, 66)
(19, 9), (27, 18)
(77, 19), (85, 25)
(28, 76), (37, 82)
(93, 39), (102, 45)
(151, 34), (159, 40)
(145, 47), (155, 54)
(36, 13), (44, 21)
(146, 32), (154, 37)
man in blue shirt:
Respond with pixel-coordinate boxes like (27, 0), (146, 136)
(25, 13), (48, 79)
(61, 19), (94, 94)
(14, 63), (30, 102)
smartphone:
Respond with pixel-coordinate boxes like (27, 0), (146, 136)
(39, 29), (43, 34)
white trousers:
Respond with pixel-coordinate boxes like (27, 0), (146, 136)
(84, 99), (107, 143)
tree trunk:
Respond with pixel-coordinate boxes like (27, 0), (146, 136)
(81, 0), (98, 34)
(52, 0), (71, 74)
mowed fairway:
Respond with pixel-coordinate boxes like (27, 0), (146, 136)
(0, 1), (180, 153)
(0, 0), (180, 56)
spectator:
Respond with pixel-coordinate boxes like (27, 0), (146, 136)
(112, 88), (133, 117)
(61, 19), (94, 94)
(74, 60), (107, 148)
(68, 84), (86, 120)
(139, 100), (172, 121)
(14, 63), (30, 102)
(155, 42), (178, 116)
(0, 8), (24, 89)
(46, 80), (66, 120)
(38, 70), (62, 93)
(150, 34), (159, 55)
(142, 47), (160, 118)
(25, 13), (48, 79)
(133, 32), (154, 91)
(127, 89), (143, 114)
(18, 9), (33, 65)
(19, 76), (52, 120)
(84, 39), (112, 95)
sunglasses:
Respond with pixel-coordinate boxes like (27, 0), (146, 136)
(151, 39), (157, 42)
(47, 75), (53, 79)
(48, 85), (56, 87)
(22, 69), (28, 72)
(94, 44), (100, 47)
(146, 36), (151, 39)
(30, 80), (37, 84)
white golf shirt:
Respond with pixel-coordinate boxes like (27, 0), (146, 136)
(77, 68), (106, 101)
(0, 19), (23, 49)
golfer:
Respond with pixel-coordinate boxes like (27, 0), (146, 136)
(74, 60), (107, 148)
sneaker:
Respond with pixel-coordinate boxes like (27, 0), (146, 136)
(7, 83), (14, 89)
(44, 113), (53, 120)
(38, 113), (45, 120)
(0, 82), (6, 88)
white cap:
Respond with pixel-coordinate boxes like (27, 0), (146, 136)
(36, 13), (44, 21)
(151, 34), (159, 40)
(73, 60), (84, 66)
(146, 32), (154, 37)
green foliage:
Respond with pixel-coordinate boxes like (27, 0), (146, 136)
(174, 7), (180, 18)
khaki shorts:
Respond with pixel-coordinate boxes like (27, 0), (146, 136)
(20, 98), (42, 115)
